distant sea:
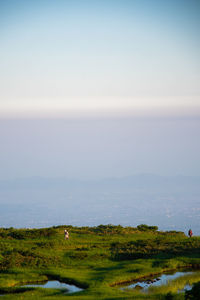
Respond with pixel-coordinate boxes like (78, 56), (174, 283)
(0, 175), (199, 235)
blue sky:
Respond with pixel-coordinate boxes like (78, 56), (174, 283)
(0, 0), (199, 180)
(0, 0), (199, 116)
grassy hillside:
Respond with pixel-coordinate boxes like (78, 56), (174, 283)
(0, 225), (200, 299)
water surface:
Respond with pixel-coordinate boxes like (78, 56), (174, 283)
(121, 270), (200, 292)
(22, 280), (83, 293)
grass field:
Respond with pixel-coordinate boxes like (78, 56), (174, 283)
(0, 225), (200, 299)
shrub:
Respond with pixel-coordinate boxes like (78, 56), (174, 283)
(165, 292), (174, 300)
(185, 281), (200, 299)
(8, 228), (57, 240)
(137, 224), (158, 231)
(111, 238), (200, 261)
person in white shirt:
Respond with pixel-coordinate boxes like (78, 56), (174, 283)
(64, 229), (69, 240)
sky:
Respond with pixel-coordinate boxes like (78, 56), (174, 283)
(0, 0), (200, 180)
(0, 117), (200, 180)
(0, 0), (199, 116)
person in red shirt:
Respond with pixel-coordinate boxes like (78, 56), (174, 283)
(188, 229), (193, 238)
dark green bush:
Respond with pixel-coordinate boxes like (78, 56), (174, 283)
(165, 292), (174, 300)
(69, 252), (88, 260)
(185, 281), (200, 299)
(0, 248), (60, 270)
(111, 238), (200, 261)
(137, 224), (158, 231)
(9, 228), (56, 239)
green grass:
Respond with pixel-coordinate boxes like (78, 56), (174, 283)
(0, 225), (200, 299)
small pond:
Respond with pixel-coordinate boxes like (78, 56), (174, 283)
(21, 280), (83, 293)
(121, 269), (200, 293)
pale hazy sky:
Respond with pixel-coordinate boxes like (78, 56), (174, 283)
(0, 117), (200, 180)
(0, 0), (200, 180)
(0, 0), (199, 117)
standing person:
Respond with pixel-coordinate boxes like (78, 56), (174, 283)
(188, 229), (193, 238)
(64, 229), (69, 240)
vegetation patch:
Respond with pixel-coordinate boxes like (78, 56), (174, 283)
(0, 225), (199, 299)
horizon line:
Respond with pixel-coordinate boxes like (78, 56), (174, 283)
(0, 105), (200, 120)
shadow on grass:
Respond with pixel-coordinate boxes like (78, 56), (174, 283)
(0, 287), (35, 295)
(90, 262), (131, 282)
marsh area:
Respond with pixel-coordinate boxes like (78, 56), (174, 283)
(0, 225), (200, 299)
